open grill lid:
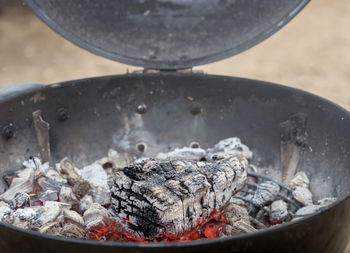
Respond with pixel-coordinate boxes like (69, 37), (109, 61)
(23, 0), (309, 70)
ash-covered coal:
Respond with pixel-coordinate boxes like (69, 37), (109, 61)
(0, 137), (337, 243)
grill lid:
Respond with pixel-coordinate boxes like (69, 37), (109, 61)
(23, 0), (309, 70)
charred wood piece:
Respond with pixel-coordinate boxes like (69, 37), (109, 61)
(111, 157), (247, 239)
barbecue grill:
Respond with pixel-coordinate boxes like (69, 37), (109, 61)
(0, 0), (349, 252)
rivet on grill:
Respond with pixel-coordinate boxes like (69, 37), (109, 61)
(57, 107), (69, 121)
(190, 142), (200, 149)
(136, 142), (147, 152)
(2, 124), (14, 140)
(136, 104), (147, 114)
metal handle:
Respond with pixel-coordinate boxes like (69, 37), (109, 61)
(0, 83), (45, 100)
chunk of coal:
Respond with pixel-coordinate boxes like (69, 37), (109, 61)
(289, 171), (310, 189)
(223, 203), (250, 224)
(293, 205), (324, 221)
(207, 137), (253, 160)
(39, 221), (62, 236)
(224, 220), (257, 236)
(63, 210), (84, 226)
(39, 190), (59, 203)
(10, 192), (30, 209)
(317, 197), (336, 206)
(111, 157), (247, 239)
(83, 203), (110, 229)
(59, 186), (79, 207)
(60, 223), (87, 239)
(0, 179), (33, 203)
(89, 185), (111, 206)
(269, 200), (289, 224)
(251, 181), (280, 207)
(76, 163), (109, 190)
(292, 186), (313, 206)
(0, 204), (13, 224)
(79, 195), (93, 213)
(156, 147), (207, 161)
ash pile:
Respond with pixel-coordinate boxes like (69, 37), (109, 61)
(0, 137), (336, 242)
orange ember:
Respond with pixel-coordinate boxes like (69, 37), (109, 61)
(89, 210), (230, 243)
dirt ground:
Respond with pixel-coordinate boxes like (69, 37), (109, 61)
(0, 0), (349, 251)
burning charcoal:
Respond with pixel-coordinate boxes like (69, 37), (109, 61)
(0, 179), (33, 203)
(8, 166), (34, 188)
(59, 186), (79, 207)
(39, 190), (59, 203)
(10, 192), (30, 209)
(292, 187), (313, 206)
(224, 220), (257, 236)
(39, 221), (62, 236)
(289, 171), (310, 189)
(60, 158), (90, 197)
(34, 201), (63, 227)
(111, 157), (247, 239)
(12, 218), (31, 229)
(89, 186), (111, 206)
(45, 168), (67, 184)
(207, 137), (253, 160)
(223, 203), (250, 224)
(0, 204), (13, 224)
(229, 197), (248, 207)
(317, 197), (337, 206)
(12, 207), (37, 222)
(251, 181), (280, 207)
(76, 163), (109, 190)
(156, 147), (207, 161)
(83, 203), (110, 229)
(269, 200), (289, 224)
(293, 205), (324, 220)
(37, 177), (67, 192)
(79, 195), (93, 213)
(63, 210), (84, 226)
(60, 223), (87, 239)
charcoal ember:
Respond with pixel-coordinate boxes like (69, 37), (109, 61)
(10, 192), (30, 209)
(292, 187), (313, 206)
(229, 197), (248, 207)
(60, 158), (90, 197)
(289, 171), (310, 189)
(0, 204), (13, 224)
(79, 195), (93, 213)
(89, 185), (111, 206)
(223, 203), (250, 224)
(33, 201), (63, 227)
(59, 186), (79, 207)
(39, 190), (59, 203)
(224, 220), (257, 236)
(63, 210), (84, 226)
(37, 177), (67, 192)
(83, 203), (110, 229)
(12, 207), (40, 226)
(317, 197), (337, 206)
(111, 157), (247, 239)
(293, 205), (324, 220)
(207, 137), (253, 160)
(251, 181), (280, 207)
(60, 223), (87, 239)
(39, 221), (62, 236)
(0, 179), (33, 203)
(269, 200), (289, 224)
(156, 147), (207, 161)
(44, 168), (67, 184)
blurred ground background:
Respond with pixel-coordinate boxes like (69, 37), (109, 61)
(0, 0), (349, 251)
(0, 0), (349, 110)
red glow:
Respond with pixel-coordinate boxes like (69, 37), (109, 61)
(88, 210), (230, 243)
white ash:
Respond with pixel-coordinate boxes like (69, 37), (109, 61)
(0, 179), (33, 203)
(269, 200), (289, 224)
(89, 185), (110, 206)
(33, 202), (62, 227)
(292, 187), (313, 206)
(75, 163), (109, 190)
(251, 181), (280, 207)
(207, 137), (253, 160)
(293, 205), (324, 220)
(156, 147), (207, 161)
(9, 167), (34, 188)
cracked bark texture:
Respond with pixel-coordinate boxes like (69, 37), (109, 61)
(111, 157), (247, 239)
